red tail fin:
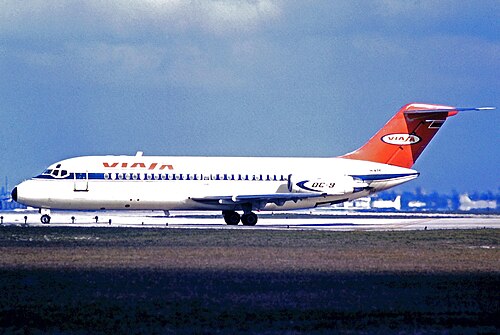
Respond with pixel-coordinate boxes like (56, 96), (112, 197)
(341, 103), (465, 168)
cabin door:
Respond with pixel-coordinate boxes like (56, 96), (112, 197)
(74, 171), (89, 192)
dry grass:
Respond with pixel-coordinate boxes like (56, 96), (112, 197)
(1, 227), (498, 272)
(0, 227), (498, 334)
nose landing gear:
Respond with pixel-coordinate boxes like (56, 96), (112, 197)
(38, 209), (51, 224)
(40, 214), (51, 224)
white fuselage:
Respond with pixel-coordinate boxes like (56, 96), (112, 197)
(14, 155), (418, 212)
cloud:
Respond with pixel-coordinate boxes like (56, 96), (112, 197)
(0, 0), (282, 39)
(0, 0), (283, 89)
(99, 0), (282, 34)
(373, 0), (500, 38)
(351, 35), (409, 58)
(69, 42), (166, 84)
(375, 0), (448, 17)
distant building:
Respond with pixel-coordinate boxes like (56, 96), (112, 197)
(459, 194), (497, 211)
(326, 190), (498, 213)
(408, 200), (426, 209)
(0, 179), (26, 211)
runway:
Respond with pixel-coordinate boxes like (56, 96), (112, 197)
(1, 210), (499, 231)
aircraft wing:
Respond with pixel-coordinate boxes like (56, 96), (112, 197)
(191, 193), (328, 209)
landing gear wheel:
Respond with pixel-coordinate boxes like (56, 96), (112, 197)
(40, 214), (51, 224)
(241, 212), (258, 226)
(223, 211), (240, 225)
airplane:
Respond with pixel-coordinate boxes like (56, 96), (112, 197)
(11, 103), (493, 225)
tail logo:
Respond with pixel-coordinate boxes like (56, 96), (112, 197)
(381, 133), (421, 146)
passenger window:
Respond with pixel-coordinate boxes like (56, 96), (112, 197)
(118, 173), (124, 180)
(104, 173), (109, 180)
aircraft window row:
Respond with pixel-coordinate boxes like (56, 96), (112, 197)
(102, 173), (289, 182)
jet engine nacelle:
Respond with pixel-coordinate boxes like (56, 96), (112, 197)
(288, 175), (367, 195)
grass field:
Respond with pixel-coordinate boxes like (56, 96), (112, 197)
(0, 227), (498, 334)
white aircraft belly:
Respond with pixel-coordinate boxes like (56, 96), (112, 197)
(19, 179), (292, 211)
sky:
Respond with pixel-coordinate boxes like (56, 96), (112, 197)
(0, 0), (499, 193)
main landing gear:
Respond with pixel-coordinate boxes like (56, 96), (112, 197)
(222, 211), (258, 226)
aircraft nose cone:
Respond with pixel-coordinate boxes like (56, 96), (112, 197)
(11, 187), (18, 202)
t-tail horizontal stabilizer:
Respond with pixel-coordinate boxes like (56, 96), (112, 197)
(405, 106), (495, 114)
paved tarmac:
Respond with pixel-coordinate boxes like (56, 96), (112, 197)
(1, 210), (499, 231)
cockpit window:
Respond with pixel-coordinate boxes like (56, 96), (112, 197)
(50, 165), (69, 178)
(43, 169), (52, 175)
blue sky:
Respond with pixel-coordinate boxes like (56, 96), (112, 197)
(1, 1), (498, 192)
